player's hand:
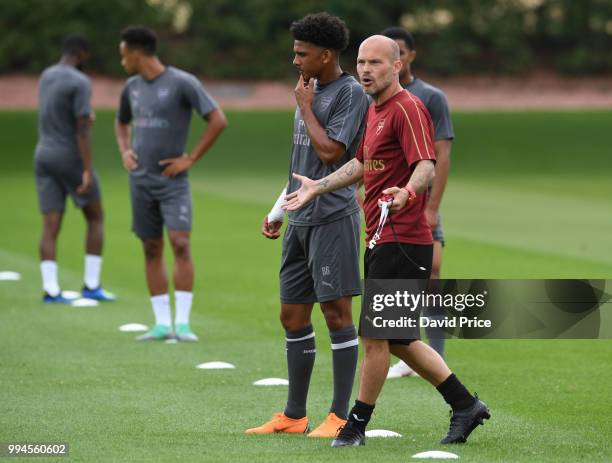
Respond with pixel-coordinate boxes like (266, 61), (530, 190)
(77, 169), (93, 195)
(89, 111), (96, 126)
(261, 215), (282, 240)
(121, 149), (139, 171)
(282, 173), (318, 211)
(380, 186), (411, 213)
(425, 205), (438, 228)
(294, 75), (314, 111)
(159, 154), (193, 177)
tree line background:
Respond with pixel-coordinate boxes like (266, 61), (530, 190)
(1, 0), (611, 78)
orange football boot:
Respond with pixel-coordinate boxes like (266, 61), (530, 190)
(245, 412), (310, 434)
(307, 412), (347, 438)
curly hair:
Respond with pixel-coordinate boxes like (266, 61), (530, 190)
(290, 12), (349, 52)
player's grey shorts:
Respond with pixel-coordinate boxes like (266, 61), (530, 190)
(280, 212), (361, 304)
(35, 159), (101, 213)
(129, 176), (192, 240)
(432, 213), (444, 245)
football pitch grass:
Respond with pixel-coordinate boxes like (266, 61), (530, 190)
(1, 110), (611, 462)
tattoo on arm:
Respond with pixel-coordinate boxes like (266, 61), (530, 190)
(315, 159), (363, 194)
(318, 178), (329, 189)
(344, 159), (355, 176)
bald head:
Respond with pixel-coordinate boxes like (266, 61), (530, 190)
(356, 34), (402, 102)
(359, 35), (400, 62)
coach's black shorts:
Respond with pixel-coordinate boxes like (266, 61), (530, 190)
(361, 242), (433, 344)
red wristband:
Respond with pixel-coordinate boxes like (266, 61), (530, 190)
(402, 186), (417, 201)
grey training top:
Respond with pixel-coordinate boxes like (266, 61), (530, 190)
(35, 64), (91, 163)
(287, 72), (368, 226)
(405, 78), (454, 141)
(117, 66), (218, 182)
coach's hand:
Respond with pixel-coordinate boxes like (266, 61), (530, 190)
(77, 169), (93, 195)
(294, 75), (314, 111)
(160, 154), (193, 177)
(121, 149), (139, 171)
(380, 186), (411, 213)
(261, 215), (282, 239)
(283, 173), (317, 211)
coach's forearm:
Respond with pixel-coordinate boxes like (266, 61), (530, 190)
(316, 158), (363, 195)
(188, 108), (227, 164)
(407, 160), (435, 194)
(301, 107), (345, 165)
(76, 116), (93, 171)
(114, 120), (131, 154)
(428, 140), (451, 210)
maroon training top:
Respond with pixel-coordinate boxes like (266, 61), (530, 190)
(356, 89), (436, 245)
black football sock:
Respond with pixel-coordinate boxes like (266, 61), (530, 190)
(436, 373), (477, 411)
(284, 325), (316, 419)
(329, 325), (358, 420)
(347, 400), (375, 433)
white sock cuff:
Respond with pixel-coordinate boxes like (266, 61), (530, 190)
(151, 293), (170, 304)
(175, 290), (193, 301)
(85, 254), (102, 263)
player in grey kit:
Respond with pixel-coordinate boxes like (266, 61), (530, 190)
(35, 34), (115, 304)
(246, 13), (369, 438)
(114, 26), (227, 342)
(382, 27), (455, 378)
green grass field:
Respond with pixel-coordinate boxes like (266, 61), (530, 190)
(1, 110), (611, 462)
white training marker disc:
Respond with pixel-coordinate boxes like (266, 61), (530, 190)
(253, 378), (289, 386)
(119, 323), (149, 332)
(61, 290), (80, 299)
(196, 361), (236, 370)
(71, 298), (99, 307)
(412, 450), (459, 459)
(0, 271), (21, 281)
(365, 429), (402, 438)
(165, 338), (178, 344)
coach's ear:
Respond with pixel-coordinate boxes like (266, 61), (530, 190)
(393, 58), (403, 75)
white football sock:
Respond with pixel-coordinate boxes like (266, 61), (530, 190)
(174, 291), (193, 325)
(84, 254), (102, 289)
(41, 260), (60, 297)
(150, 294), (171, 327)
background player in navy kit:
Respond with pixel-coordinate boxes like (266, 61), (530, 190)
(115, 26), (227, 342)
(35, 35), (115, 304)
(248, 13), (369, 438)
(382, 27), (454, 378)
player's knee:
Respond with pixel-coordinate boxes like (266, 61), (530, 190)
(86, 211), (103, 227)
(170, 235), (190, 259)
(321, 308), (344, 331)
(279, 311), (308, 331)
(142, 239), (163, 261)
(363, 338), (388, 356)
(43, 221), (61, 239)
